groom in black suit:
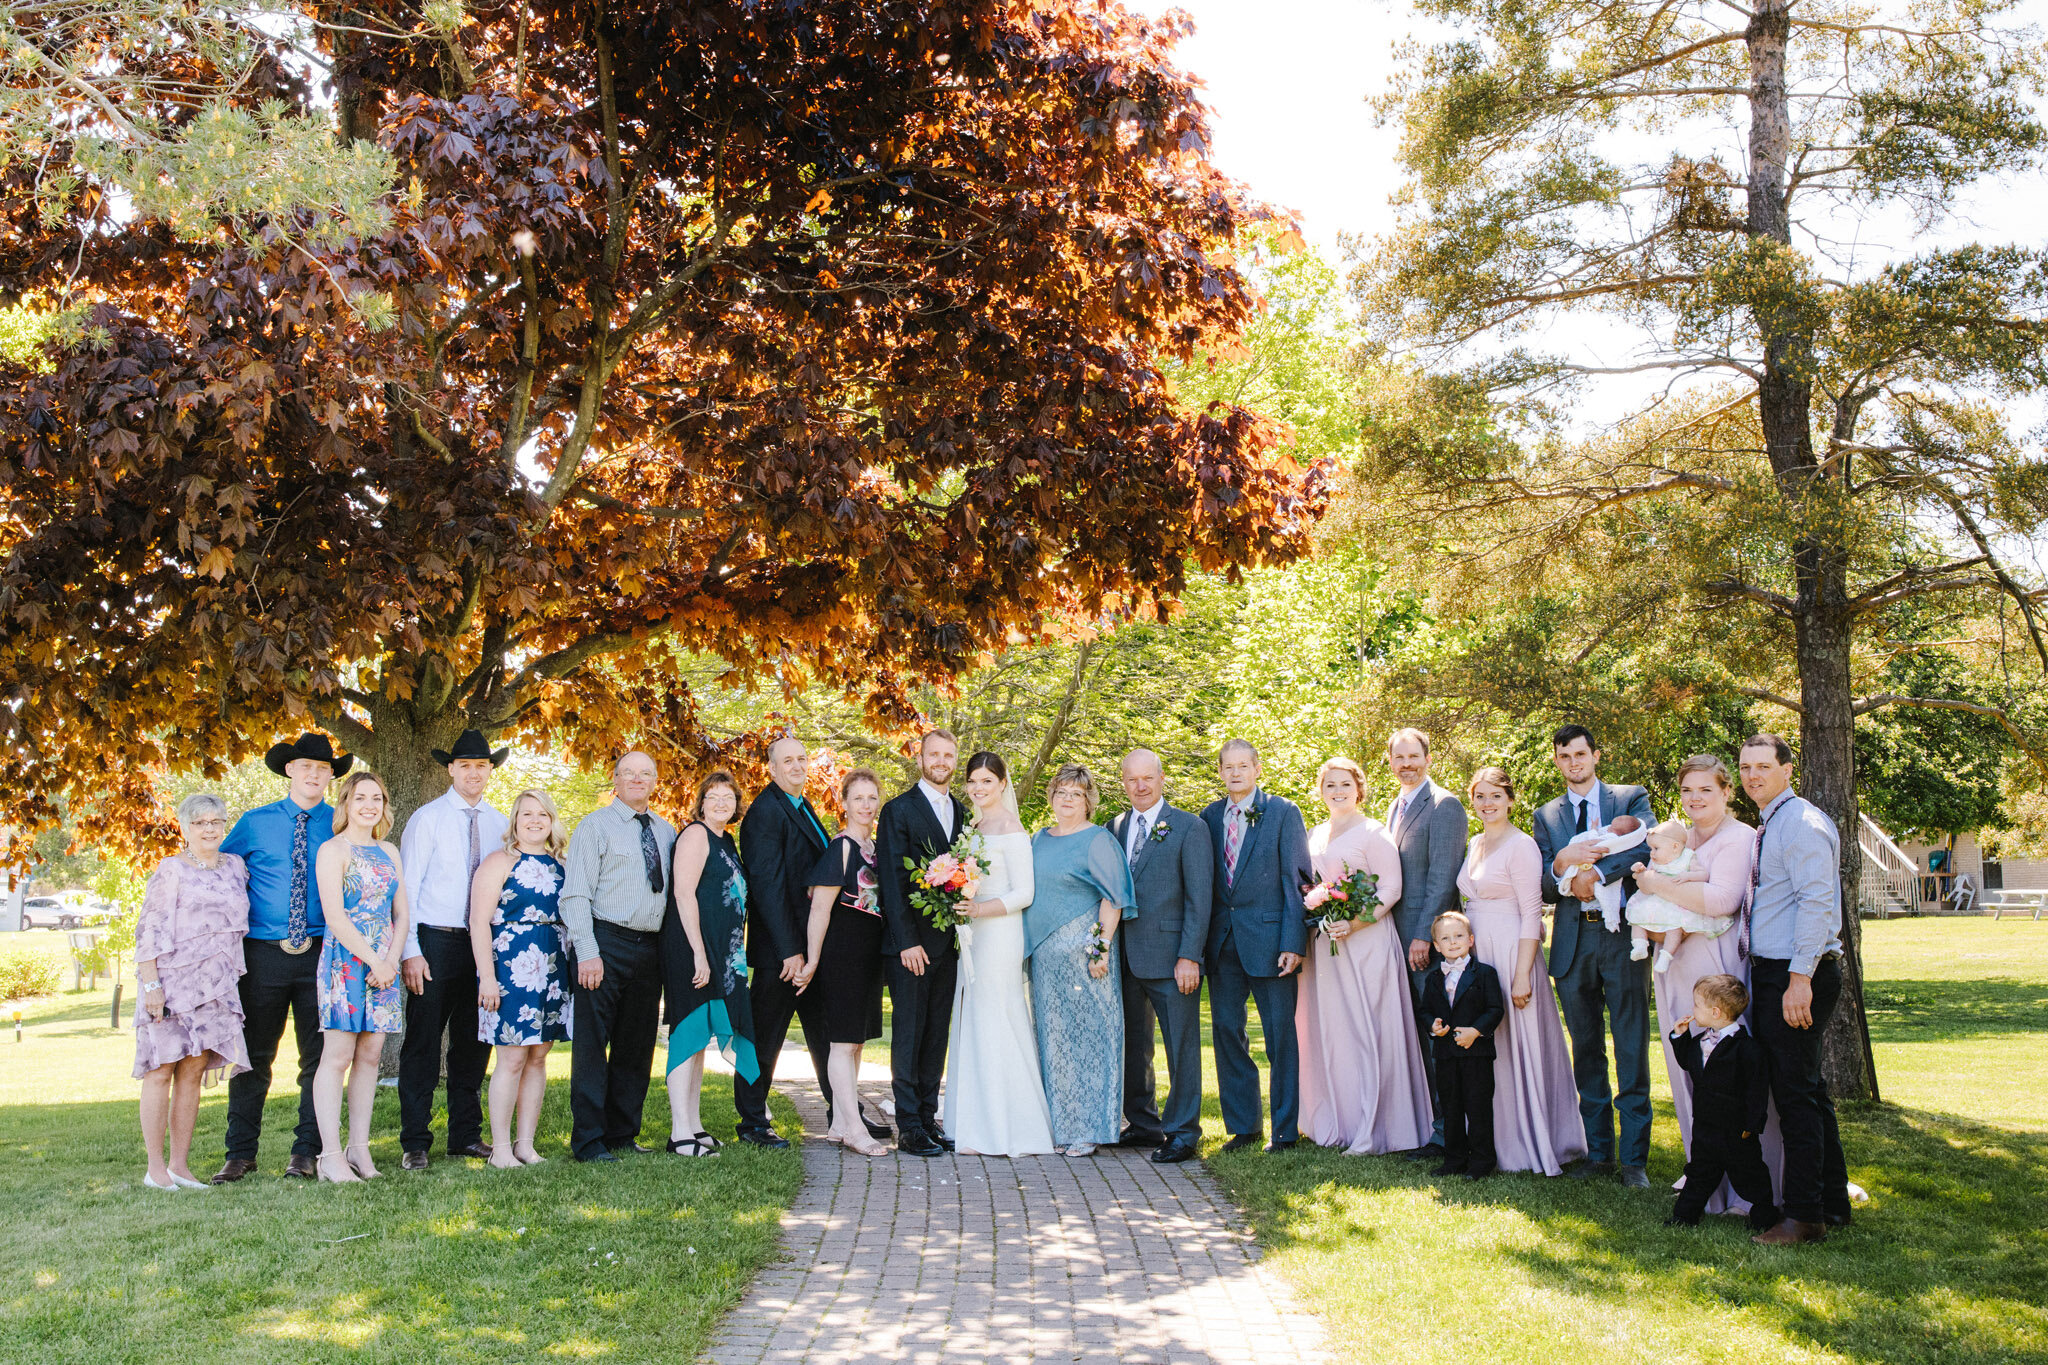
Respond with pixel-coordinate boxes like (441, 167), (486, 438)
(733, 734), (837, 1148)
(876, 729), (968, 1159)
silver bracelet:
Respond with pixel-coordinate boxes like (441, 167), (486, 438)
(140, 980), (163, 994)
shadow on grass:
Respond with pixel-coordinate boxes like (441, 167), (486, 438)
(1, 1074), (804, 1365)
(1864, 978), (2048, 1043)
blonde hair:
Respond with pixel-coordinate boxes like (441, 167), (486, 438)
(331, 772), (393, 841)
(1694, 973), (1750, 1017)
(1431, 910), (1473, 937)
(840, 767), (882, 804)
(503, 789), (567, 857)
(1046, 762), (1100, 817)
(1648, 817), (1691, 847)
(1676, 753), (1733, 791)
(1315, 756), (1370, 799)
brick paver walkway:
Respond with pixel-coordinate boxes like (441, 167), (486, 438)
(702, 1074), (1332, 1365)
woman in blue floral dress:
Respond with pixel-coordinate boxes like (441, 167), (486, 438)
(471, 789), (572, 1168)
(312, 772), (411, 1182)
(659, 771), (759, 1157)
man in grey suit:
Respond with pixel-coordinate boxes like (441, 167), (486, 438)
(1531, 723), (1656, 1188)
(1201, 739), (1312, 1153)
(1110, 749), (1213, 1165)
(1382, 726), (1469, 1160)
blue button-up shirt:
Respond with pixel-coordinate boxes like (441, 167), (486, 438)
(221, 796), (335, 940)
(787, 789), (830, 843)
(1748, 788), (1843, 976)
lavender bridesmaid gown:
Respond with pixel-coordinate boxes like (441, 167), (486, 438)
(1296, 819), (1433, 1154)
(1650, 815), (1784, 1214)
(1457, 830), (1587, 1175)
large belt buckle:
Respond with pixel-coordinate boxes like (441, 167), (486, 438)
(279, 936), (313, 955)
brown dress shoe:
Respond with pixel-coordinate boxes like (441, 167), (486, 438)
(402, 1150), (430, 1171)
(210, 1158), (257, 1185)
(449, 1142), (493, 1160)
(283, 1154), (318, 1179)
(1752, 1218), (1827, 1246)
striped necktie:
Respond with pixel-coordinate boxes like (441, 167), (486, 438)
(1225, 806), (1244, 885)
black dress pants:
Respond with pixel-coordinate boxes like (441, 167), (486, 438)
(1673, 1126), (1780, 1228)
(886, 951), (957, 1136)
(398, 925), (492, 1154)
(569, 922), (662, 1160)
(1438, 1052), (1497, 1175)
(224, 937), (325, 1161)
(1750, 954), (1851, 1223)
(734, 968), (834, 1134)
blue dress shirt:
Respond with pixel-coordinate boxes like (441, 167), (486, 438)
(1748, 787), (1843, 975)
(221, 796), (336, 940)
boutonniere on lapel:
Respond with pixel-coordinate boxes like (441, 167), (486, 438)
(1148, 818), (1172, 843)
(1241, 797), (1266, 827)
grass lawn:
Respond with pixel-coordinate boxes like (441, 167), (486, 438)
(1200, 917), (2048, 1365)
(0, 945), (803, 1365)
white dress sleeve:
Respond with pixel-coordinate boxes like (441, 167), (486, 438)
(996, 835), (1034, 915)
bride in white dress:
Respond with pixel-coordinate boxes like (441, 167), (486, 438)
(942, 751), (1055, 1157)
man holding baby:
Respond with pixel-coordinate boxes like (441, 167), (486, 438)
(1532, 724), (1656, 1188)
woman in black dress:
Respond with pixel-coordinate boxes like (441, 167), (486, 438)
(661, 771), (759, 1158)
(796, 767), (889, 1155)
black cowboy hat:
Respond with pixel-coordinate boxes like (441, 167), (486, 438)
(431, 728), (511, 768)
(264, 732), (354, 778)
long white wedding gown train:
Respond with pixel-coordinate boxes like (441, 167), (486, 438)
(942, 830), (1055, 1156)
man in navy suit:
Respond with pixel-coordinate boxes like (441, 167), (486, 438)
(1531, 723), (1656, 1188)
(1201, 739), (1312, 1153)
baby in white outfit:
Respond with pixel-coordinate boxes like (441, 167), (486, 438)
(1561, 814), (1649, 931)
(1624, 819), (1720, 972)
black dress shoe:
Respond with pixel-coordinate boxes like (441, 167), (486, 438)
(932, 1132), (955, 1152)
(451, 1142), (493, 1161)
(1119, 1131), (1167, 1149)
(609, 1141), (655, 1155)
(1264, 1138), (1297, 1153)
(1151, 1138), (1198, 1164)
(1663, 1215), (1700, 1228)
(897, 1128), (944, 1158)
(1569, 1160), (1616, 1180)
(735, 1129), (791, 1150)
(1466, 1167), (1496, 1181)
(1430, 1161), (1466, 1177)
(576, 1149), (621, 1163)
(1618, 1165), (1650, 1190)
(401, 1150), (430, 1171)
(210, 1158), (257, 1185)
(283, 1154), (317, 1179)
(1403, 1143), (1445, 1162)
(1823, 1209), (1854, 1227)
(1219, 1133), (1263, 1153)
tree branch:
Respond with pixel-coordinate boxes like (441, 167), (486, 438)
(1736, 684), (1804, 713)
(1854, 693), (2048, 781)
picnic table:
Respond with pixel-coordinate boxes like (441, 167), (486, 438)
(1983, 890), (2048, 921)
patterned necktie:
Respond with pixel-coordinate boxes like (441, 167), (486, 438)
(636, 812), (664, 893)
(287, 809), (312, 948)
(1740, 819), (1767, 959)
(1225, 806), (1244, 886)
(1129, 812), (1148, 866)
(1391, 794), (1409, 839)
(465, 806), (482, 884)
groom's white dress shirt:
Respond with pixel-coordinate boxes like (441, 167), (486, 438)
(400, 787), (508, 958)
(919, 779), (956, 838)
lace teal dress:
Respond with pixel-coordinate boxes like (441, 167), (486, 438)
(1026, 825), (1137, 1147)
(660, 822), (760, 1081)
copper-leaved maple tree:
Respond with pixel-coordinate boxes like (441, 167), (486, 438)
(1, 0), (1326, 853)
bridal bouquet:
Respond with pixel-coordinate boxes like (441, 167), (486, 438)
(1302, 866), (1383, 955)
(905, 833), (989, 937)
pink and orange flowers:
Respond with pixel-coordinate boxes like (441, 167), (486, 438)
(904, 833), (990, 937)
(1302, 865), (1384, 955)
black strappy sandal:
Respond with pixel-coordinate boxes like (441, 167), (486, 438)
(693, 1131), (723, 1151)
(666, 1136), (719, 1157)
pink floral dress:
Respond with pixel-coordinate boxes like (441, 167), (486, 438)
(132, 855), (252, 1081)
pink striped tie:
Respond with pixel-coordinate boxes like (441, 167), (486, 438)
(1225, 806), (1244, 885)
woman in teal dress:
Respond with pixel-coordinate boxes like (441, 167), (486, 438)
(1027, 763), (1136, 1156)
(312, 772), (411, 1183)
(660, 771), (760, 1157)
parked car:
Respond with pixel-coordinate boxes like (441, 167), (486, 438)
(20, 897), (87, 930)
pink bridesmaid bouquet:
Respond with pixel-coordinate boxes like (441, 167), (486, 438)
(1303, 866), (1384, 955)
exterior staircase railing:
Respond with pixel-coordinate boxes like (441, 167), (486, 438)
(1856, 814), (1919, 919)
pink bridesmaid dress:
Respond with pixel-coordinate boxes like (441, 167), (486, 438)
(1457, 829), (1588, 1175)
(1296, 819), (1433, 1154)
(1651, 814), (1784, 1214)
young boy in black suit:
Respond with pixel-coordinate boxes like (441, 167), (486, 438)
(1666, 973), (1781, 1229)
(1417, 912), (1504, 1179)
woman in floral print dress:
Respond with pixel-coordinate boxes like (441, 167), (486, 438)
(471, 789), (573, 1169)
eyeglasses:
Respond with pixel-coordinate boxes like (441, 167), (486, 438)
(189, 819), (227, 831)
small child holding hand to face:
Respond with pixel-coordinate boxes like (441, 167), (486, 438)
(1416, 912), (1504, 1179)
(1625, 818), (1718, 972)
(1665, 974), (1780, 1230)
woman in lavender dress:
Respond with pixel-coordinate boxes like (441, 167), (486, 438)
(133, 793), (253, 1190)
(1633, 753), (1782, 1215)
(311, 772), (410, 1183)
(1295, 756), (1432, 1155)
(1457, 767), (1586, 1176)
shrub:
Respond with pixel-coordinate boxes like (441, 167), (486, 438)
(0, 947), (62, 1002)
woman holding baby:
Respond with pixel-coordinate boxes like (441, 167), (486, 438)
(1634, 753), (1783, 1215)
